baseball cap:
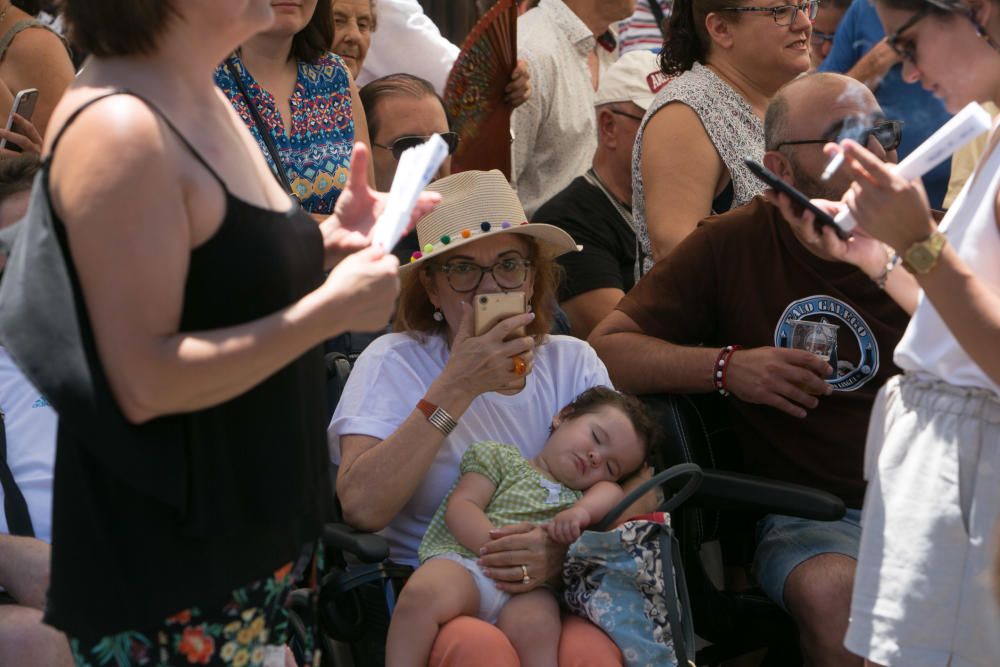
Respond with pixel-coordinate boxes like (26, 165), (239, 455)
(594, 50), (669, 111)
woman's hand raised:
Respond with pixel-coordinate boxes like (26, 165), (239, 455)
(320, 143), (441, 270)
(433, 302), (536, 401)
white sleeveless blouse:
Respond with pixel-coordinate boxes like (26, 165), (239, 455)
(894, 128), (1000, 396)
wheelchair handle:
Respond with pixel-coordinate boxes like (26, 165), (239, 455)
(593, 462), (704, 532)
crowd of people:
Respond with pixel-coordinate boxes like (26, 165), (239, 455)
(0, 0), (998, 666)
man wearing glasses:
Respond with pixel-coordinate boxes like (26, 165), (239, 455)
(590, 73), (911, 666)
(809, 0), (851, 68)
(819, 0), (952, 209)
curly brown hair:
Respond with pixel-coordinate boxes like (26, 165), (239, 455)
(393, 236), (563, 339)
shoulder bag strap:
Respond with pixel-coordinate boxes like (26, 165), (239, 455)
(223, 57), (295, 196)
(0, 410), (35, 537)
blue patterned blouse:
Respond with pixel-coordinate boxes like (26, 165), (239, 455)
(215, 52), (355, 214)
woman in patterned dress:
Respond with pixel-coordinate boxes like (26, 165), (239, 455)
(215, 0), (373, 216)
(632, 0), (813, 276)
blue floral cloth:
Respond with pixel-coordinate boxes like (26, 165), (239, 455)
(563, 515), (689, 667)
(216, 52), (355, 214)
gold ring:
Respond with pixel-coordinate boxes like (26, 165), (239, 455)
(520, 564), (530, 584)
(512, 355), (527, 376)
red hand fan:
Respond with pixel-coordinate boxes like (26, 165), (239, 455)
(444, 0), (518, 179)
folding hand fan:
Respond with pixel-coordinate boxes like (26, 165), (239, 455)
(444, 0), (518, 179)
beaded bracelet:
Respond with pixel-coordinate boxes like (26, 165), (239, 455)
(713, 345), (742, 396)
(875, 247), (901, 290)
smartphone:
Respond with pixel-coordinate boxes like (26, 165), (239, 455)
(0, 88), (39, 153)
(744, 158), (852, 241)
(474, 291), (526, 337)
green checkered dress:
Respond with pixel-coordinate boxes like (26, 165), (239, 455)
(418, 441), (583, 563)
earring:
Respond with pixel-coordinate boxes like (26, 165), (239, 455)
(526, 302), (533, 312)
(432, 309), (444, 322)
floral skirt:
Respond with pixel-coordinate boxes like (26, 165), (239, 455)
(69, 551), (316, 667)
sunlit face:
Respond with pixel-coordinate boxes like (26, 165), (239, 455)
(265, 0), (319, 37)
(775, 78), (895, 200)
(538, 404), (647, 491)
(809, 4), (847, 67)
(332, 0), (375, 79)
(878, 4), (1000, 113)
(726, 0), (814, 81)
(371, 93), (452, 192)
(420, 234), (535, 341)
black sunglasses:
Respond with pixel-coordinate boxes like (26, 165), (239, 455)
(373, 132), (460, 161)
(775, 119), (903, 152)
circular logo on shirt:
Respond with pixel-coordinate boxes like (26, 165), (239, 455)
(774, 295), (880, 392)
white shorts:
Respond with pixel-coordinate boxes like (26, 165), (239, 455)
(431, 552), (511, 624)
(845, 374), (1000, 666)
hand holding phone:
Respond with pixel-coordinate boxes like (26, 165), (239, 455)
(0, 89), (39, 154)
(744, 158), (852, 241)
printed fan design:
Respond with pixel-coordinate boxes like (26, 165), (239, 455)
(444, 0), (517, 179)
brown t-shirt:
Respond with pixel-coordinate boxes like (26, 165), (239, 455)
(618, 196), (909, 508)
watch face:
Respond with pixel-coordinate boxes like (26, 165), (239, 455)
(909, 246), (933, 270)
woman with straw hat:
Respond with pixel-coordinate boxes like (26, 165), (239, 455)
(329, 169), (630, 664)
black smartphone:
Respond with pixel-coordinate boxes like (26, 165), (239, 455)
(744, 158), (851, 241)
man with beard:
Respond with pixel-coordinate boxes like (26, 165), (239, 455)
(589, 73), (909, 666)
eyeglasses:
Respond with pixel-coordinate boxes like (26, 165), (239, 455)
(609, 109), (644, 122)
(809, 27), (836, 47)
(885, 7), (931, 63)
(372, 131), (460, 161)
(718, 0), (818, 26)
(887, 3), (1000, 65)
(432, 257), (533, 293)
(775, 119), (903, 152)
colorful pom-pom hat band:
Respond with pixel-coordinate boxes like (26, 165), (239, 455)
(399, 169), (581, 274)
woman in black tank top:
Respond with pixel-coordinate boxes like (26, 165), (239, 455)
(0, 1), (439, 663)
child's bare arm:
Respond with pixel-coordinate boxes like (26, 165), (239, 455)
(546, 481), (625, 544)
(444, 472), (498, 554)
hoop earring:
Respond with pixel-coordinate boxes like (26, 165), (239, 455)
(433, 309), (444, 322)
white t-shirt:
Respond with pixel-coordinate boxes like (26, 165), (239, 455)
(357, 0), (460, 95)
(0, 347), (57, 543)
(894, 128), (1000, 396)
(328, 332), (611, 566)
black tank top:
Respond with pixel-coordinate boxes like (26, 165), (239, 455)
(0, 91), (331, 640)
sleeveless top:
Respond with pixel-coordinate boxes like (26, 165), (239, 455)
(894, 130), (1000, 396)
(215, 52), (356, 215)
(0, 18), (70, 62)
(0, 91), (331, 640)
(632, 62), (765, 278)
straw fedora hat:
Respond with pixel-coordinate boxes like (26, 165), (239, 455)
(398, 169), (580, 273)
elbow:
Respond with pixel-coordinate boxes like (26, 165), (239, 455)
(338, 484), (392, 533)
(112, 381), (162, 425)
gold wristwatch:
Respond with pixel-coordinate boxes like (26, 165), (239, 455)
(901, 230), (947, 274)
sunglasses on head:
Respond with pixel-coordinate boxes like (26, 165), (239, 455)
(775, 119), (904, 152)
(373, 132), (460, 161)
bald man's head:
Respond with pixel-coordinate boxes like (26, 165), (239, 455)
(763, 73), (894, 200)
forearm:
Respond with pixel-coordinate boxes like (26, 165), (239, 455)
(108, 286), (344, 423)
(445, 499), (496, 554)
(575, 481), (625, 525)
(590, 331), (718, 395)
(915, 246), (1000, 385)
(0, 535), (49, 609)
(337, 380), (477, 531)
(844, 43), (898, 91)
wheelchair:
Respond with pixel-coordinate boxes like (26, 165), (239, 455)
(288, 348), (844, 666)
